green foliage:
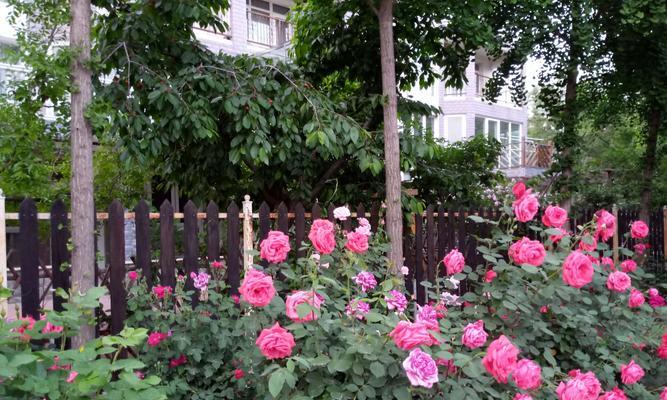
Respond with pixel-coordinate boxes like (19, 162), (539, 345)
(0, 286), (167, 399)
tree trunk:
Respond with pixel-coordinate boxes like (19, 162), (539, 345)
(376, 0), (403, 273)
(70, 0), (95, 347)
(639, 108), (661, 223)
(558, 66), (578, 214)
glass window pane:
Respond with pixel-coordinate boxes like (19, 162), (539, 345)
(250, 0), (270, 10)
(475, 117), (485, 136)
(510, 123), (521, 166)
(273, 4), (290, 15)
(445, 115), (464, 141)
(487, 120), (498, 139)
(498, 121), (510, 168)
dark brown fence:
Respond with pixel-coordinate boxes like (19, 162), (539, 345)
(4, 198), (666, 337)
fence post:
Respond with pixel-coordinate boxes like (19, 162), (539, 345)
(612, 204), (619, 264)
(0, 189), (6, 315)
(242, 195), (253, 271)
(663, 206), (667, 263)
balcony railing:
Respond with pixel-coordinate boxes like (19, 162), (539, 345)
(247, 11), (293, 48)
(523, 138), (553, 169)
(476, 73), (513, 104)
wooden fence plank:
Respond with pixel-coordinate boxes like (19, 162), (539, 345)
(312, 204), (322, 221)
(403, 234), (414, 296)
(277, 202), (289, 234)
(258, 201), (270, 240)
(414, 213), (425, 305)
(183, 201), (199, 302)
(437, 205), (447, 268)
(206, 201), (220, 264)
(50, 200), (70, 312)
(19, 198), (39, 319)
(134, 200), (151, 285)
(327, 204), (335, 223)
(159, 200), (176, 287)
(343, 206), (352, 232)
(370, 203), (380, 232)
(227, 202), (241, 295)
(294, 203), (306, 259)
(108, 200), (126, 335)
(356, 204), (365, 227)
(426, 205), (436, 285)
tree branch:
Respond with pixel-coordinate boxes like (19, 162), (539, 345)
(310, 157), (348, 201)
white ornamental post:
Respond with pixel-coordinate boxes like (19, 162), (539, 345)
(242, 195), (254, 271)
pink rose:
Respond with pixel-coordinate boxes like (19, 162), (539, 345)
(630, 220), (648, 239)
(600, 257), (615, 272)
(353, 271), (377, 292)
(66, 371), (78, 383)
(255, 323), (296, 359)
(550, 228), (568, 243)
(461, 320), (488, 349)
(152, 285), (172, 299)
(512, 359), (541, 390)
(595, 209), (616, 242)
(513, 395), (533, 400)
(620, 259), (637, 273)
(556, 370), (600, 400)
(345, 299), (370, 320)
(660, 387), (667, 400)
(443, 249), (465, 275)
(402, 348), (439, 388)
(620, 360), (644, 384)
(606, 271), (631, 292)
(628, 289), (645, 308)
(389, 321), (438, 350)
(128, 271), (138, 281)
(562, 250), (594, 288)
(539, 305), (549, 313)
(147, 332), (168, 347)
(509, 237), (546, 266)
(542, 205), (568, 228)
(512, 181), (526, 198)
(345, 231), (369, 253)
(484, 269), (497, 283)
(598, 387), (627, 400)
(416, 304), (439, 331)
(634, 243), (649, 255)
(285, 290), (323, 323)
(513, 192), (539, 222)
(649, 288), (667, 308)
(481, 335), (519, 383)
(385, 290), (408, 313)
(436, 357), (457, 375)
(239, 269), (275, 307)
(659, 343), (667, 359)
(308, 219), (336, 254)
(211, 260), (224, 269)
(233, 369), (245, 380)
(578, 233), (598, 252)
(169, 354), (187, 368)
(259, 231), (291, 263)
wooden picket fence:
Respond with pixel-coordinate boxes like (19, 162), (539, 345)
(2, 196), (666, 338)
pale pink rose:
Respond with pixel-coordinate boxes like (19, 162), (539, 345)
(461, 320), (488, 349)
(481, 335), (519, 383)
(620, 259), (637, 273)
(285, 290), (323, 323)
(308, 219), (336, 254)
(190, 271), (210, 290)
(542, 205), (568, 228)
(345, 299), (370, 320)
(127, 271), (138, 281)
(512, 181), (526, 198)
(595, 209), (616, 242)
(606, 271), (631, 292)
(416, 304), (439, 331)
(630, 220), (649, 239)
(443, 249), (465, 275)
(385, 290), (408, 313)
(259, 231), (291, 263)
(345, 231), (369, 253)
(355, 223), (372, 237)
(333, 206), (351, 221)
(66, 371), (78, 383)
(402, 348), (439, 388)
(578, 233), (598, 252)
(512, 359), (542, 390)
(550, 228), (568, 243)
(598, 387), (627, 400)
(620, 360), (644, 384)
(628, 289), (645, 308)
(239, 269), (275, 307)
(556, 370), (601, 400)
(353, 271), (377, 292)
(152, 285), (172, 299)
(660, 387), (667, 400)
(255, 323), (296, 359)
(484, 269), (497, 283)
(389, 321), (438, 351)
(400, 266), (409, 275)
(562, 250), (594, 288)
(513, 394), (533, 400)
(509, 237), (546, 266)
(513, 192), (539, 222)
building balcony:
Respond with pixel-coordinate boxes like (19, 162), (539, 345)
(476, 73), (513, 105)
(247, 10), (292, 48)
(500, 138), (554, 178)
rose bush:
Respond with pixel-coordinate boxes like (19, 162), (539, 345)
(126, 195), (666, 399)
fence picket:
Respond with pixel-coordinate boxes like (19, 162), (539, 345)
(295, 203), (306, 259)
(134, 200), (151, 285)
(403, 234), (414, 296)
(277, 202), (289, 234)
(327, 204), (335, 223)
(414, 213), (425, 305)
(108, 200), (126, 335)
(183, 201), (199, 302)
(312, 204), (322, 221)
(227, 202), (241, 295)
(370, 203), (380, 232)
(159, 200), (176, 287)
(437, 205), (447, 268)
(19, 198), (39, 319)
(426, 205), (436, 285)
(50, 200), (70, 312)
(206, 201), (220, 264)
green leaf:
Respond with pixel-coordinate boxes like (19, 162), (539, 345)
(269, 370), (285, 398)
(392, 386), (411, 400)
(10, 353), (38, 367)
(369, 362), (385, 378)
(543, 348), (557, 367)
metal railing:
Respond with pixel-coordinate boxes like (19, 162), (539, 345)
(246, 11), (293, 48)
(523, 138), (554, 168)
(475, 73), (513, 104)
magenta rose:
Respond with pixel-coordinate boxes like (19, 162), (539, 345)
(443, 249), (465, 275)
(620, 259), (637, 273)
(402, 348), (438, 388)
(628, 289), (645, 308)
(578, 233), (598, 252)
(556, 370), (601, 400)
(599, 387), (628, 400)
(481, 335), (519, 383)
(285, 290), (323, 323)
(484, 269), (497, 283)
(562, 250), (594, 288)
(345, 231), (369, 253)
(152, 285), (172, 299)
(607, 271), (631, 292)
(512, 359), (542, 390)
(512, 181), (526, 198)
(259, 231), (291, 263)
(255, 323), (296, 359)
(542, 205), (568, 228)
(513, 395), (533, 400)
(509, 237), (546, 266)
(308, 219), (336, 254)
(389, 321), (438, 351)
(620, 360), (644, 384)
(595, 209), (616, 241)
(662, 387), (667, 400)
(550, 228), (567, 243)
(239, 269), (275, 307)
(512, 192), (539, 222)
(630, 220), (648, 239)
(147, 332), (168, 347)
(461, 320), (488, 349)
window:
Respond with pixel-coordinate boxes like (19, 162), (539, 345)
(247, 0), (292, 47)
(475, 116), (523, 168)
(425, 116), (435, 134)
(443, 115), (465, 141)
